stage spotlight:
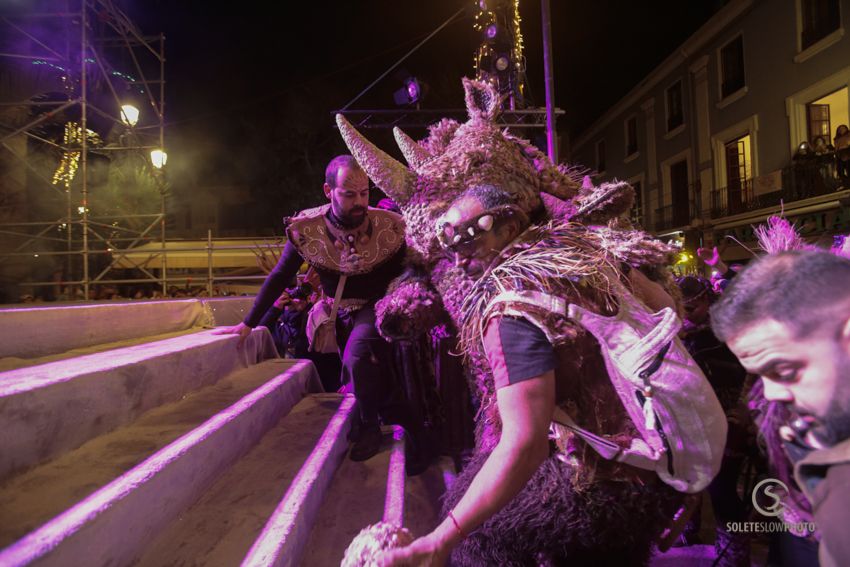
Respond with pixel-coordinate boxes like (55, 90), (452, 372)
(393, 77), (423, 106)
(494, 54), (511, 72)
(120, 104), (139, 127)
(485, 23), (498, 40)
(150, 149), (167, 169)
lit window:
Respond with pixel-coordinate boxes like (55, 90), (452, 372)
(723, 134), (752, 214)
(806, 86), (849, 144)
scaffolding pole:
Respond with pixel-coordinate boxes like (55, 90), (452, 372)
(0, 0), (167, 301)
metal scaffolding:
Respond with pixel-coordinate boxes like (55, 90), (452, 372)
(0, 0), (166, 301)
(335, 107), (563, 131)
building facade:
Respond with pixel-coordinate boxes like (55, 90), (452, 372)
(570, 0), (850, 267)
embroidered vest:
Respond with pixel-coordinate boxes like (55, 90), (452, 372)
(285, 205), (404, 276)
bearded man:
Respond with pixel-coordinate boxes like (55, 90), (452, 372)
(711, 251), (850, 567)
(217, 155), (423, 468)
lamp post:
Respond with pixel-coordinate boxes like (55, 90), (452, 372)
(151, 148), (168, 294)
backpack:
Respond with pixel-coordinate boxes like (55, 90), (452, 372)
(485, 283), (727, 493)
(305, 299), (339, 354)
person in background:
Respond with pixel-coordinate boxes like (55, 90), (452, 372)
(677, 275), (752, 566)
(258, 286), (312, 359)
(697, 246), (742, 293)
(712, 251), (850, 567)
(834, 125), (850, 184)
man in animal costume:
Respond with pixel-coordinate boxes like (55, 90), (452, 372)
(337, 79), (727, 565)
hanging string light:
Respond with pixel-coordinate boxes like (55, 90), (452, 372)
(471, 0), (527, 104)
(51, 122), (102, 190)
(511, 0), (525, 97)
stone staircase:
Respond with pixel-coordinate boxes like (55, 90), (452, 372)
(0, 298), (443, 567)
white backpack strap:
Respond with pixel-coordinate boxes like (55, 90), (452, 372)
(328, 274), (348, 325)
(483, 290), (567, 319)
(552, 406), (662, 472)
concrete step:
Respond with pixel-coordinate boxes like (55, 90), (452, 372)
(0, 359), (321, 567)
(0, 297), (254, 361)
(0, 358), (317, 547)
(299, 426), (407, 567)
(0, 328), (279, 481)
(134, 394), (353, 567)
(240, 395), (356, 567)
(0, 328), (203, 374)
(299, 434), (449, 567)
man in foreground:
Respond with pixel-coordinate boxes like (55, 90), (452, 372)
(711, 250), (850, 567)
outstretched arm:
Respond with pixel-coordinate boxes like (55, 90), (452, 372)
(380, 317), (557, 565)
(380, 371), (555, 565)
(214, 241), (304, 344)
(697, 246), (729, 275)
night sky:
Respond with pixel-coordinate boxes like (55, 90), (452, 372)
(5, 0), (725, 232)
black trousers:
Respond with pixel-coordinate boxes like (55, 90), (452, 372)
(335, 304), (400, 425)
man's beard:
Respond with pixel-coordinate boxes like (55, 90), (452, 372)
(789, 351), (850, 448)
(333, 204), (367, 227)
(347, 206), (366, 219)
(817, 388), (850, 446)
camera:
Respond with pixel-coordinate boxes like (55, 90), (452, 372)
(286, 282), (313, 301)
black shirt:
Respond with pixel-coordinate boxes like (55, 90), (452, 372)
(244, 239), (405, 328)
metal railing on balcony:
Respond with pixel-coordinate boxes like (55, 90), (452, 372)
(654, 202), (693, 232)
(709, 178), (755, 218)
(708, 157), (846, 220)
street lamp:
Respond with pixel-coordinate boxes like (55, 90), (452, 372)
(150, 149), (167, 169)
(120, 104), (139, 127)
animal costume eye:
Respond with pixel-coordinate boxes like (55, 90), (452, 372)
(437, 206), (522, 250)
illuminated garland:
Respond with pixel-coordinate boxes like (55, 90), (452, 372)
(511, 0), (525, 96)
(32, 59), (145, 94)
(51, 122), (103, 190)
(472, 1), (495, 76)
(471, 1), (526, 97)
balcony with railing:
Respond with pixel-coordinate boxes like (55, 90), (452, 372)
(654, 201), (694, 232)
(708, 157), (846, 220)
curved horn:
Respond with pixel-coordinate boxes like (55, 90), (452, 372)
(336, 114), (416, 204)
(393, 127), (432, 173)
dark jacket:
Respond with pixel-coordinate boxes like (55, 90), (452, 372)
(795, 437), (850, 567)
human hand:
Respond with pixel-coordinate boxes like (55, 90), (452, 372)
(377, 535), (449, 567)
(304, 267), (320, 290)
(696, 246), (720, 267)
(212, 322), (252, 346)
(273, 291), (291, 310)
